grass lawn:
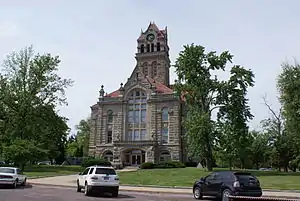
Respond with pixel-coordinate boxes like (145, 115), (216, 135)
(23, 165), (83, 178)
(118, 167), (300, 190)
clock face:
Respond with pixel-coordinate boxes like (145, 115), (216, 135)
(146, 34), (155, 41)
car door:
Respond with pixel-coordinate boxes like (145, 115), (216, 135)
(16, 168), (25, 183)
(208, 172), (223, 195)
(79, 168), (90, 186)
(202, 173), (216, 195)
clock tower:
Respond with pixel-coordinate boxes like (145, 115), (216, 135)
(135, 22), (170, 86)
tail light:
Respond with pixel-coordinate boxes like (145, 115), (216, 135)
(233, 181), (240, 187)
(114, 177), (119, 180)
(91, 176), (98, 180)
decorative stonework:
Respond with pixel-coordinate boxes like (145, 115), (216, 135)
(88, 23), (185, 165)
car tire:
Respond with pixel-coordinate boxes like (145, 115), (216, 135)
(21, 178), (27, 186)
(76, 180), (81, 192)
(222, 189), (232, 201)
(193, 186), (203, 200)
(111, 189), (119, 197)
(84, 182), (91, 196)
(12, 180), (17, 189)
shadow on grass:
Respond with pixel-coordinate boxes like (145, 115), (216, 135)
(24, 165), (82, 173)
(214, 168), (300, 177)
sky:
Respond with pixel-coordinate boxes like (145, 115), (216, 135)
(0, 0), (299, 133)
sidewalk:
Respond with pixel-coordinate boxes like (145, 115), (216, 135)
(28, 175), (300, 198)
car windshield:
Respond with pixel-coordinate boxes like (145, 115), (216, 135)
(0, 168), (15, 174)
(95, 168), (116, 175)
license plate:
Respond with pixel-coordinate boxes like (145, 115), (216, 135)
(103, 176), (109, 180)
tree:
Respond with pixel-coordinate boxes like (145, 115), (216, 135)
(217, 66), (254, 169)
(277, 61), (300, 171)
(174, 44), (254, 170)
(0, 46), (73, 166)
(66, 118), (91, 157)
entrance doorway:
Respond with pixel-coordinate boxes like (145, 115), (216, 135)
(123, 149), (146, 166)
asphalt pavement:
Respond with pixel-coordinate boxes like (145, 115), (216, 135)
(0, 185), (199, 201)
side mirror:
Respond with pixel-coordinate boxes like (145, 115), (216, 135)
(78, 172), (82, 175)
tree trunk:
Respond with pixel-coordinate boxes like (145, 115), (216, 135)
(256, 162), (259, 170)
(206, 157), (213, 171)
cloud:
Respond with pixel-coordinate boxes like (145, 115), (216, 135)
(0, 21), (19, 38)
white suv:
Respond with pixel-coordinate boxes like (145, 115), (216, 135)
(77, 165), (120, 197)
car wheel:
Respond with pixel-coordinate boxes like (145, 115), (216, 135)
(193, 186), (202, 200)
(21, 178), (27, 186)
(112, 189), (119, 197)
(12, 180), (17, 189)
(84, 182), (91, 196)
(222, 189), (232, 201)
(76, 180), (81, 192)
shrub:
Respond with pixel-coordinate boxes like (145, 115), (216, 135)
(185, 161), (198, 167)
(140, 162), (155, 169)
(81, 157), (111, 168)
(140, 161), (186, 169)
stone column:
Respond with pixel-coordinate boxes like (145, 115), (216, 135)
(169, 104), (180, 144)
(96, 106), (104, 145)
(113, 112), (123, 142)
(146, 146), (155, 162)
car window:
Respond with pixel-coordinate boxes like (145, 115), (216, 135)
(205, 173), (216, 180)
(88, 168), (94, 175)
(95, 168), (116, 175)
(234, 173), (256, 181)
(82, 168), (90, 175)
(0, 168), (15, 174)
(16, 169), (22, 174)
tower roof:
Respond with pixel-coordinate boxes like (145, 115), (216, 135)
(137, 21), (167, 42)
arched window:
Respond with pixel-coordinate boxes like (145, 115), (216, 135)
(151, 43), (154, 52)
(142, 62), (148, 76)
(140, 44), (144, 53)
(161, 107), (169, 144)
(156, 42), (161, 51)
(103, 150), (113, 162)
(159, 151), (171, 162)
(151, 61), (157, 77)
(127, 90), (147, 141)
(107, 110), (113, 123)
(147, 44), (150, 52)
(107, 110), (113, 143)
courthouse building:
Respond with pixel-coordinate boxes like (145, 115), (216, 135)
(88, 22), (186, 166)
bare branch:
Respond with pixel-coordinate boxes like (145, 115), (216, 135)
(262, 94), (280, 121)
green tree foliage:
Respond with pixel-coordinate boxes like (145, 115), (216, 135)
(277, 61), (300, 171)
(0, 46), (73, 166)
(174, 44), (254, 171)
(66, 118), (91, 157)
(217, 66), (254, 169)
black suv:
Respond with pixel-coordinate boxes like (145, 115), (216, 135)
(193, 171), (262, 201)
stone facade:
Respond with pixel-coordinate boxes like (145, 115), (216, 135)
(88, 22), (186, 166)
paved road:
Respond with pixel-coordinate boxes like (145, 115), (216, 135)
(0, 185), (199, 201)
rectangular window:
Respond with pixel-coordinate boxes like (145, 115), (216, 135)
(161, 128), (168, 144)
(107, 131), (112, 143)
(134, 110), (140, 123)
(128, 130), (133, 141)
(128, 99), (135, 103)
(134, 130), (139, 140)
(128, 111), (134, 123)
(135, 104), (140, 109)
(141, 110), (146, 122)
(141, 103), (147, 109)
(140, 129), (146, 140)
(128, 104), (134, 110)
